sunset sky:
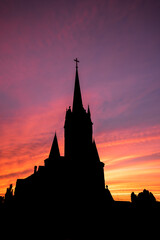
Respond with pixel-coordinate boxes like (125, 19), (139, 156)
(0, 0), (160, 201)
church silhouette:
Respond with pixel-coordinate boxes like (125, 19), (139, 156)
(2, 60), (160, 239)
(14, 59), (113, 235)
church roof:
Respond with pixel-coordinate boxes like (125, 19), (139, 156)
(92, 140), (100, 162)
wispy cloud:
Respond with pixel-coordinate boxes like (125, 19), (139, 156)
(0, 0), (160, 200)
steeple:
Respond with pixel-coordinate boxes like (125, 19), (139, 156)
(72, 59), (83, 113)
(49, 132), (60, 159)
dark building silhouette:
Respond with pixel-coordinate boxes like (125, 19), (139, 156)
(2, 60), (160, 239)
(15, 59), (108, 225)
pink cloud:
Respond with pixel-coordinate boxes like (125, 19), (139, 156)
(0, 0), (160, 201)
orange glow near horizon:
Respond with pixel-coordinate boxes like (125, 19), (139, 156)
(0, 0), (160, 204)
(1, 112), (160, 203)
(98, 127), (160, 201)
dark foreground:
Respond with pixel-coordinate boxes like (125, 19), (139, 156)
(1, 200), (160, 239)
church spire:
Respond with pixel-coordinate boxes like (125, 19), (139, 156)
(49, 132), (60, 159)
(72, 58), (83, 112)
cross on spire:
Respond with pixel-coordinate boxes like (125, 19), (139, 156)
(74, 58), (79, 69)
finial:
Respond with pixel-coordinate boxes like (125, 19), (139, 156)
(74, 58), (79, 69)
(87, 105), (91, 117)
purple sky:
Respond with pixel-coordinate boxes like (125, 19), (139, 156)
(0, 0), (160, 200)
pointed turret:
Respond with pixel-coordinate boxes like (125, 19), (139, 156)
(49, 132), (60, 159)
(72, 65), (83, 113)
(87, 105), (91, 117)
